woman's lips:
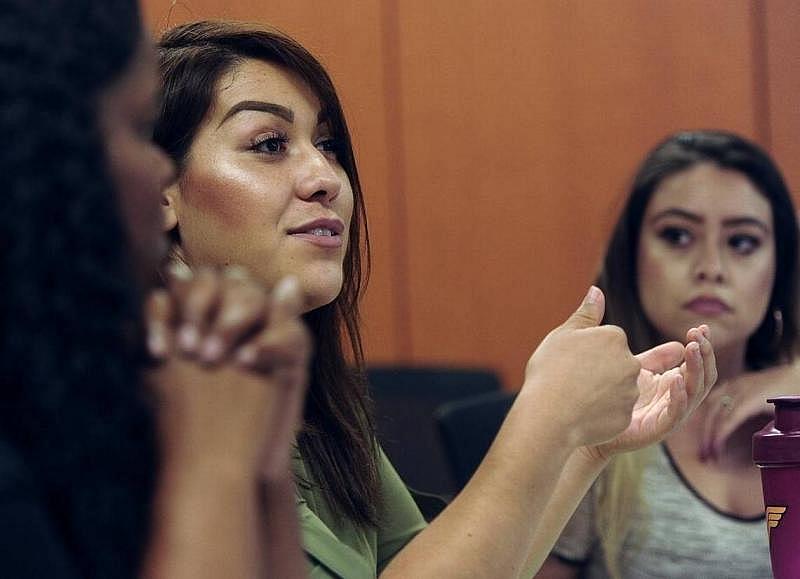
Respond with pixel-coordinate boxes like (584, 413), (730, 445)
(289, 230), (343, 248)
(287, 218), (345, 248)
(683, 297), (732, 316)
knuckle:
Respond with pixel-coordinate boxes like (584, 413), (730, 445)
(605, 325), (625, 338)
(193, 266), (217, 286)
(222, 265), (250, 280)
(165, 261), (193, 284)
(217, 304), (250, 330)
(168, 260), (193, 276)
(572, 312), (593, 326)
(186, 280), (215, 306)
(599, 325), (628, 345)
(226, 289), (265, 317)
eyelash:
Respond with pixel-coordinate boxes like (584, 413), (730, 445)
(316, 138), (342, 159)
(249, 131), (289, 155)
(248, 132), (342, 161)
(658, 226), (692, 247)
(656, 226), (763, 255)
(728, 234), (761, 255)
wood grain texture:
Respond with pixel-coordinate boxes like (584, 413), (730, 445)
(141, 0), (797, 388)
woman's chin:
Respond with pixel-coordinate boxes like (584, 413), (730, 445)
(298, 277), (344, 313)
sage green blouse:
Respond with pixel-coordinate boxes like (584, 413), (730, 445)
(294, 448), (427, 578)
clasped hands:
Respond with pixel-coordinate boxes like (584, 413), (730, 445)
(144, 264), (310, 480)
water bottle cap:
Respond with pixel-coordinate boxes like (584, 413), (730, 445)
(753, 396), (800, 465)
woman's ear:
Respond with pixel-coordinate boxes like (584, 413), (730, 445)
(162, 182), (179, 232)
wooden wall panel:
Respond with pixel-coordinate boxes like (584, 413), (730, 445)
(764, 0), (800, 199)
(141, 0), (401, 361)
(140, 0), (798, 390)
(393, 0), (759, 387)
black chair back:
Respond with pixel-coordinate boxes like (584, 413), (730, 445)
(367, 366), (501, 499)
(435, 390), (516, 490)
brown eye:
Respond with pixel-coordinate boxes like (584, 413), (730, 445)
(315, 138), (341, 160)
(658, 226), (692, 247)
(250, 132), (288, 155)
(729, 234), (761, 255)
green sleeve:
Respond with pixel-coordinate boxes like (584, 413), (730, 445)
(375, 448), (428, 572)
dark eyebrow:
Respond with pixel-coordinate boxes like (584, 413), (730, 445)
(721, 217), (770, 233)
(218, 100), (294, 127)
(649, 208), (702, 224)
(649, 208), (770, 233)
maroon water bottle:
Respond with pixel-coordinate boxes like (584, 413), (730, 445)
(753, 396), (800, 578)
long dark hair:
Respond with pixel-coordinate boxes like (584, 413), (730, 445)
(0, 1), (157, 577)
(599, 129), (799, 368)
(155, 21), (379, 526)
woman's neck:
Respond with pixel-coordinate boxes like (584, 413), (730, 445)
(676, 339), (747, 438)
(710, 341), (748, 385)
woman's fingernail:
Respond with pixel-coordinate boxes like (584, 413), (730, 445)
(200, 336), (224, 363)
(236, 345), (257, 366)
(584, 285), (601, 305)
(147, 328), (167, 358)
(168, 260), (193, 280)
(178, 324), (199, 352)
(274, 276), (299, 301)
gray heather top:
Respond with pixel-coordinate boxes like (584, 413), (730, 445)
(552, 444), (772, 578)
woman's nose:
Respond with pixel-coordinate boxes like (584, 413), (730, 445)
(294, 147), (342, 205)
(693, 244), (726, 283)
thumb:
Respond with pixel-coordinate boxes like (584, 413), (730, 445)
(562, 286), (605, 330)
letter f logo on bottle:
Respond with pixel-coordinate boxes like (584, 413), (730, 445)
(767, 506), (787, 533)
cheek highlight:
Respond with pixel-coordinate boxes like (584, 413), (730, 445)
(636, 239), (690, 340)
(180, 163), (272, 230)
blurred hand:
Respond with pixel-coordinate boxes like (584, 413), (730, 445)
(699, 360), (800, 461)
(522, 287), (641, 449)
(144, 265), (310, 480)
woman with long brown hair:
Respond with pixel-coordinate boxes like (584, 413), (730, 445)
(155, 21), (716, 577)
(540, 130), (798, 578)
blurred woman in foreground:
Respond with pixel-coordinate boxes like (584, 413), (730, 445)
(0, 2), (309, 577)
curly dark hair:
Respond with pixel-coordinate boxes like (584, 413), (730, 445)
(0, 1), (157, 577)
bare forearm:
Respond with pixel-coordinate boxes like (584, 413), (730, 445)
(524, 449), (608, 576)
(143, 463), (262, 579)
(259, 476), (306, 578)
(381, 389), (575, 579)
